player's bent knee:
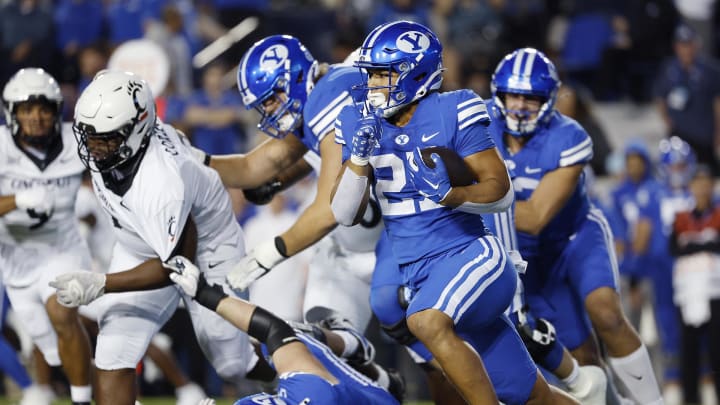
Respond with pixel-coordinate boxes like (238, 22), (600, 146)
(45, 299), (78, 326)
(407, 310), (453, 344)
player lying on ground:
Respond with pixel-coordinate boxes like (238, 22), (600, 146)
(164, 255), (400, 405)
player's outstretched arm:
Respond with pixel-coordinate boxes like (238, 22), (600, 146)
(243, 159), (313, 205)
(49, 215), (199, 307)
(226, 136), (344, 291)
(209, 135), (308, 189)
(514, 164), (583, 235)
(166, 256), (338, 381)
(439, 148), (512, 213)
(278, 134), (346, 255)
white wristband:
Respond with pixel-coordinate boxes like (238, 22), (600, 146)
(254, 238), (286, 269)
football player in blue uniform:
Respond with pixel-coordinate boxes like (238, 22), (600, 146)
(371, 202), (607, 404)
(164, 256), (399, 405)
(331, 20), (578, 405)
(487, 47), (663, 405)
(201, 35), (385, 337)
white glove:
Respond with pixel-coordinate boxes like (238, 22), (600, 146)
(163, 255), (200, 297)
(49, 271), (106, 307)
(226, 238), (286, 291)
(15, 187), (54, 215)
(198, 399), (216, 405)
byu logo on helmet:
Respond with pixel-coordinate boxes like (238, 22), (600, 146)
(260, 45), (288, 72)
(397, 31), (430, 53)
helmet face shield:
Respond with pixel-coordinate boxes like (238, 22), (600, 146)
(74, 121), (135, 172)
(253, 89), (303, 139)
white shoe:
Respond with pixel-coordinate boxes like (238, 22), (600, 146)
(568, 365), (608, 405)
(19, 384), (54, 405)
(176, 382), (206, 405)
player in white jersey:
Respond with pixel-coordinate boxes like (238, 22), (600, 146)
(205, 35), (383, 334)
(48, 70), (274, 405)
(0, 68), (93, 405)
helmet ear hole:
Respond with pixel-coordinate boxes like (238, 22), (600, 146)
(118, 145), (132, 159)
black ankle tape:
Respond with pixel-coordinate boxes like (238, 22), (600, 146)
(248, 307), (299, 354)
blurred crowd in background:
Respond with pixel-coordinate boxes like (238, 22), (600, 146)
(4, 0), (720, 402)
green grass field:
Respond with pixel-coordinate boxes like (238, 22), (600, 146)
(0, 398), (434, 405)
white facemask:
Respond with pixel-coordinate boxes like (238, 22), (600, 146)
(505, 115), (538, 135)
(367, 91), (402, 118)
(277, 113), (300, 132)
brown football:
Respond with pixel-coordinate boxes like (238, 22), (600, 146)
(420, 146), (476, 186)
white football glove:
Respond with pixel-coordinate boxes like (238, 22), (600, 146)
(226, 239), (286, 291)
(49, 271), (106, 307)
(198, 399), (216, 405)
(163, 255), (200, 297)
(15, 187), (54, 216)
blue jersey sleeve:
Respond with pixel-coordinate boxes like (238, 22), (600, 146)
(334, 104), (361, 164)
(549, 115), (593, 168)
(303, 66), (361, 146)
(449, 89), (494, 158)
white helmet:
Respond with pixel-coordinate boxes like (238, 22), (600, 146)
(73, 70), (157, 172)
(2, 68), (63, 147)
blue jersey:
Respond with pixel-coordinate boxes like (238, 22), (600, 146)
(244, 333), (397, 405)
(487, 100), (593, 256)
(297, 66), (364, 155)
(335, 90), (494, 264)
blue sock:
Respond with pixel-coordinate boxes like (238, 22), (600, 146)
(0, 337), (31, 389)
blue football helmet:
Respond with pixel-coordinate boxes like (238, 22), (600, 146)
(237, 35), (319, 138)
(355, 20), (443, 117)
(658, 136), (697, 188)
(491, 48), (561, 136)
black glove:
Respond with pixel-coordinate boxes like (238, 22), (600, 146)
(243, 179), (282, 205)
